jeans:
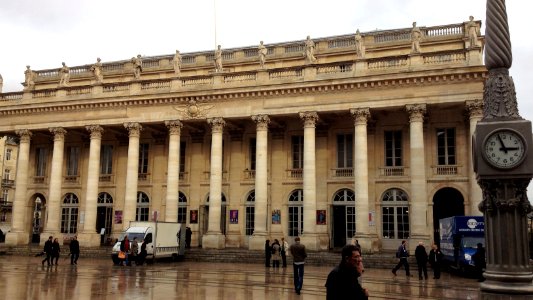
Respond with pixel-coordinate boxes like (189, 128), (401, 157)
(293, 263), (304, 291)
(71, 253), (79, 264)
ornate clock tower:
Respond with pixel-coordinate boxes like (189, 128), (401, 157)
(473, 0), (533, 297)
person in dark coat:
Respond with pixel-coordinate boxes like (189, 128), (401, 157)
(472, 243), (486, 282)
(392, 240), (412, 277)
(137, 239), (147, 265)
(415, 241), (428, 280)
(42, 236), (53, 266)
(325, 244), (368, 300)
(69, 236), (80, 265)
(265, 239), (272, 267)
(428, 243), (443, 279)
(51, 238), (61, 265)
(185, 227), (192, 248)
(120, 235), (130, 266)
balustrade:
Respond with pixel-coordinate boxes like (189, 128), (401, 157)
(286, 169), (303, 179)
(70, 66), (91, 76)
(423, 51), (466, 65)
(99, 174), (113, 182)
(269, 69), (303, 79)
(103, 83), (130, 93)
(433, 165), (459, 175)
(243, 169), (256, 180)
(66, 87), (92, 95)
(328, 38), (355, 49)
(332, 168), (353, 177)
(141, 80), (171, 90)
(181, 76), (213, 86)
(35, 70), (59, 78)
(224, 73), (256, 83)
(379, 166), (406, 176)
(182, 56), (196, 64)
(33, 176), (45, 184)
(368, 57), (408, 70)
(142, 60), (160, 68)
(373, 31), (411, 43)
(284, 44), (304, 53)
(102, 63), (125, 72)
(0, 92), (23, 101)
(317, 64), (352, 74)
(33, 90), (56, 98)
(425, 24), (463, 37)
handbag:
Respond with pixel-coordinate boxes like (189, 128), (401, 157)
(118, 251), (126, 259)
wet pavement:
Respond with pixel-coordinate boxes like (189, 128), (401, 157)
(0, 256), (481, 299)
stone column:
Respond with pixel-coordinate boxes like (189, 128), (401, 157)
(79, 125), (104, 246)
(350, 108), (375, 251)
(41, 127), (67, 241)
(123, 122), (142, 230)
(466, 100), (483, 216)
(202, 117), (226, 249)
(5, 130), (32, 245)
(164, 120), (183, 222)
(299, 112), (319, 250)
(406, 104), (429, 246)
(249, 115), (270, 250)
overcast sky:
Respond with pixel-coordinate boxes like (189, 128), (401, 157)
(1, 0), (532, 202)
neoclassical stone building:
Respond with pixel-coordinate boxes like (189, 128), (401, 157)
(0, 19), (485, 252)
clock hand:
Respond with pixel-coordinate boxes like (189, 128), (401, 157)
(505, 147), (519, 151)
(497, 134), (508, 153)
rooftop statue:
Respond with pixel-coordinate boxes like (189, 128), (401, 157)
(411, 22), (422, 54)
(304, 35), (317, 63)
(466, 16), (480, 48)
(355, 29), (365, 58)
(90, 57), (103, 84)
(132, 55), (143, 79)
(173, 50), (182, 76)
(0, 73), (3, 93)
(58, 62), (70, 87)
(24, 65), (35, 90)
(214, 45), (223, 72)
(258, 41), (267, 69)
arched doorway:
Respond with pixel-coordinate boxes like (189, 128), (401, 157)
(331, 189), (355, 248)
(433, 187), (464, 245)
(200, 193), (227, 246)
(97, 192), (113, 244)
(30, 194), (46, 244)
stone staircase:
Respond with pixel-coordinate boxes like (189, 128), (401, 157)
(0, 243), (404, 269)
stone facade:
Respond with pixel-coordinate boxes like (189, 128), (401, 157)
(0, 19), (485, 252)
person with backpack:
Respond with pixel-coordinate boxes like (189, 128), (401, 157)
(392, 240), (412, 277)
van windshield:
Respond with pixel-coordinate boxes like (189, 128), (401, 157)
(118, 232), (145, 242)
(462, 237), (484, 249)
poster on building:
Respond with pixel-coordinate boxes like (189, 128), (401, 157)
(230, 210), (238, 224)
(114, 210), (123, 224)
(272, 209), (281, 224)
(190, 210), (198, 224)
(316, 210), (326, 225)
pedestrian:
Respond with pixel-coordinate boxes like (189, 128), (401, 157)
(52, 238), (61, 265)
(281, 237), (289, 268)
(392, 240), (412, 277)
(325, 244), (369, 300)
(69, 236), (80, 265)
(428, 243), (443, 279)
(130, 237), (139, 265)
(264, 239), (271, 267)
(120, 235), (130, 266)
(472, 243), (486, 282)
(415, 241), (428, 280)
(289, 237), (307, 295)
(42, 236), (53, 266)
(185, 227), (192, 248)
(138, 239), (147, 265)
(271, 239), (281, 268)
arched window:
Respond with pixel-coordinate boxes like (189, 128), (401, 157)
(136, 192), (150, 221)
(381, 188), (409, 239)
(288, 189), (304, 237)
(61, 193), (79, 234)
(245, 190), (255, 236)
(98, 192), (113, 205)
(178, 191), (187, 224)
(333, 189), (356, 239)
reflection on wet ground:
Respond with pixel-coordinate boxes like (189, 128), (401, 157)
(0, 256), (480, 299)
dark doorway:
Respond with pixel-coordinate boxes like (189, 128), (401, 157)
(333, 206), (346, 248)
(96, 206), (113, 244)
(433, 187), (464, 245)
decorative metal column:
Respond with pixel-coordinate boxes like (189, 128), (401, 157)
(473, 0), (533, 297)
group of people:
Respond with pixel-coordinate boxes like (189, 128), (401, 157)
(264, 237), (289, 268)
(41, 235), (80, 266)
(392, 240), (444, 280)
(118, 235), (147, 266)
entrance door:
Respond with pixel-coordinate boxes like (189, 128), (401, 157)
(333, 206), (346, 247)
(433, 187), (464, 245)
(96, 206), (113, 243)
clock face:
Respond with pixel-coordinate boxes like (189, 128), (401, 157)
(483, 129), (527, 169)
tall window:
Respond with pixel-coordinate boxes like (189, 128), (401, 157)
(35, 147), (48, 177)
(179, 142), (186, 173)
(66, 146), (80, 176)
(337, 134), (353, 168)
(136, 192), (150, 221)
(384, 130), (402, 166)
(138, 143), (149, 174)
(245, 190), (255, 236)
(3, 169), (10, 180)
(288, 189), (304, 237)
(5, 149), (11, 161)
(100, 145), (113, 175)
(381, 188), (409, 239)
(178, 192), (187, 224)
(61, 193), (79, 234)
(2, 189), (8, 202)
(333, 189), (356, 238)
(249, 138), (256, 170)
(291, 136), (304, 169)
(97, 192), (113, 235)
(437, 128), (456, 165)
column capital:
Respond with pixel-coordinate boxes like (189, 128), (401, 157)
(299, 111), (319, 127)
(49, 127), (67, 140)
(251, 115), (270, 130)
(15, 129), (32, 142)
(165, 120), (183, 135)
(350, 108), (371, 125)
(207, 117), (225, 133)
(406, 104), (426, 122)
(465, 99), (484, 119)
(124, 122), (142, 137)
(86, 125), (104, 139)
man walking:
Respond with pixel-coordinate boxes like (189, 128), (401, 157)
(415, 241), (428, 280)
(41, 236), (53, 266)
(392, 240), (412, 277)
(281, 237), (289, 268)
(69, 236), (80, 265)
(289, 237), (307, 295)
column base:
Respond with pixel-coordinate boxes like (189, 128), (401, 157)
(248, 233), (268, 250)
(480, 280), (533, 299)
(77, 232), (103, 247)
(5, 231), (30, 246)
(201, 232), (226, 249)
